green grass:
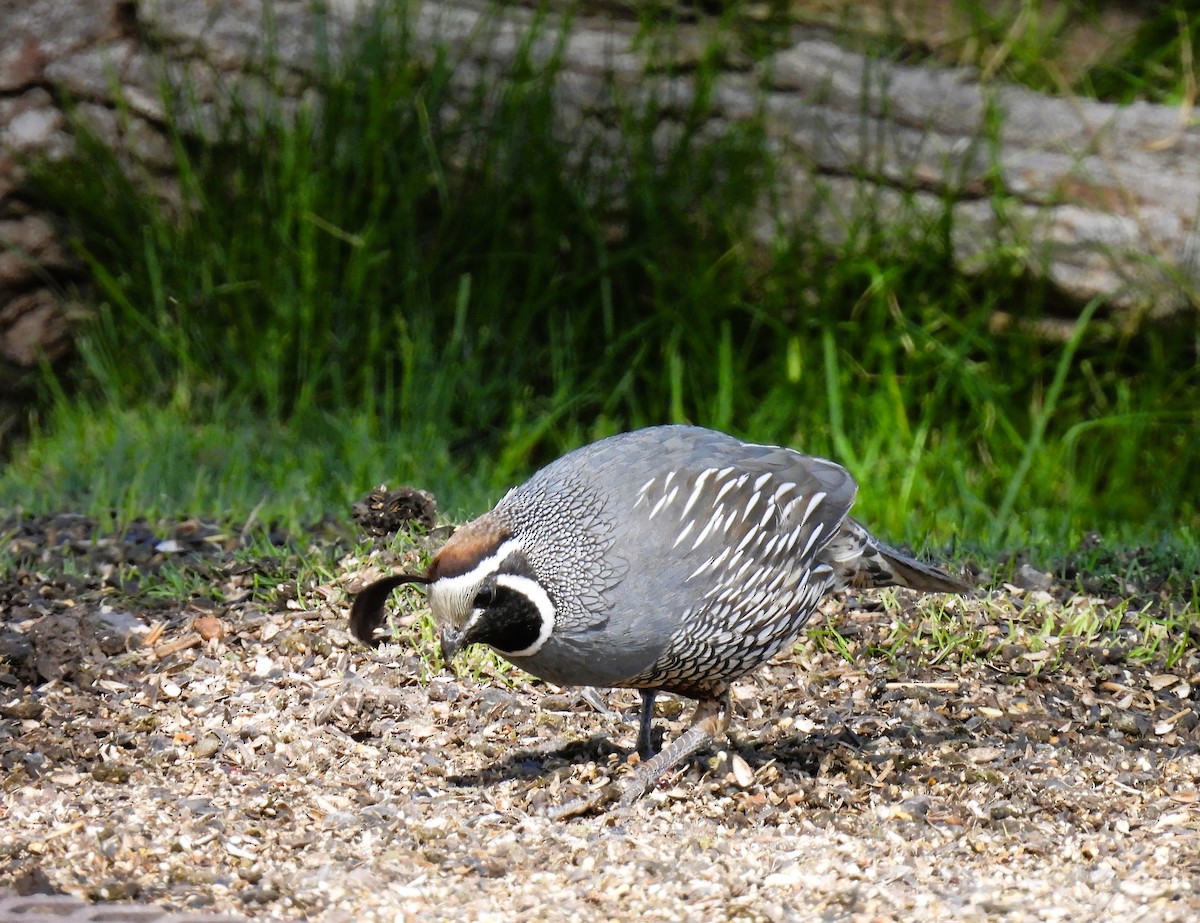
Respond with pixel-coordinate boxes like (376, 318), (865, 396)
(809, 573), (1199, 672)
(9, 397), (478, 531)
(2, 0), (1198, 568)
(821, 1), (1200, 106)
(1082, 5), (1198, 104)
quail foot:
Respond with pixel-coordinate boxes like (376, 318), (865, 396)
(349, 425), (971, 810)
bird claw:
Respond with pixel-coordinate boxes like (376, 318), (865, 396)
(544, 769), (664, 818)
(617, 769), (658, 808)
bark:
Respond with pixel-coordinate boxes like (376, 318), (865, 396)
(2, 0), (1198, 426)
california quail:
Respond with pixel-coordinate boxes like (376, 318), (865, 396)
(350, 425), (970, 807)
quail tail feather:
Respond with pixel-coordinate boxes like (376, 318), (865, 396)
(821, 518), (971, 594)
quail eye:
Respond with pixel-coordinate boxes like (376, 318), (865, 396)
(473, 585), (497, 609)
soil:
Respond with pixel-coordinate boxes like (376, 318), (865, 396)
(1, 510), (1198, 922)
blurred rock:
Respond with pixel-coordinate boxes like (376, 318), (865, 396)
(84, 607), (150, 655)
(1012, 563), (1054, 592)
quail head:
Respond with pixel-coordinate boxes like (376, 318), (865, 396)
(350, 424), (970, 808)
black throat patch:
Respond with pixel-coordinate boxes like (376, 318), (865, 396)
(464, 584), (544, 655)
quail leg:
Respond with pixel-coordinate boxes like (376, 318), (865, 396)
(636, 689), (658, 760)
(619, 688), (732, 806)
(545, 689), (731, 819)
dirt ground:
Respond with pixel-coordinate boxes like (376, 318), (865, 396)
(2, 513), (1198, 922)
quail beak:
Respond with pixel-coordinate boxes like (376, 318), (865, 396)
(439, 627), (463, 666)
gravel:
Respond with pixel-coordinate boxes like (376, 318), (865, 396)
(2, 513), (1198, 921)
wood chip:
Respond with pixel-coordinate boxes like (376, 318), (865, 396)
(729, 753), (755, 788)
(153, 632), (202, 658)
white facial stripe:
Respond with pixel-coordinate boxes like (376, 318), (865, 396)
(494, 573), (556, 657)
(459, 604), (486, 640)
(428, 537), (524, 625)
